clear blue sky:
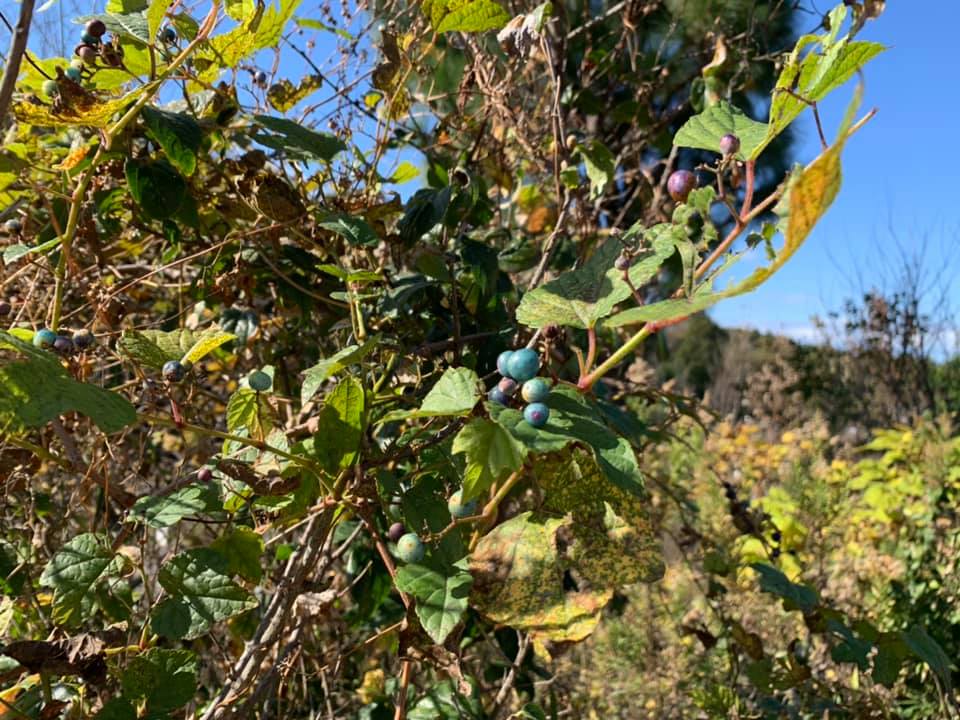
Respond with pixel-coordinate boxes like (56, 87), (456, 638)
(710, 3), (960, 346)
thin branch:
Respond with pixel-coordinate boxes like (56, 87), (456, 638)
(0, 0), (37, 122)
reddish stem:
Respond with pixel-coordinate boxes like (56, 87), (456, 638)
(739, 160), (756, 221)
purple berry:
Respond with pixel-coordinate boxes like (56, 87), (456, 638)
(197, 467), (213, 482)
(614, 253), (631, 272)
(85, 19), (106, 38)
(523, 402), (549, 428)
(72, 328), (94, 349)
(0, 301), (10, 316)
(387, 522), (405, 542)
(497, 377), (518, 395)
(76, 44), (98, 64)
(488, 387), (510, 406)
(667, 170), (697, 202)
(719, 133), (741, 157)
(53, 336), (74, 355)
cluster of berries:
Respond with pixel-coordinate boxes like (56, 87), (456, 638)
(387, 489), (479, 564)
(44, 20), (112, 97)
(665, 133), (741, 203)
(489, 348), (550, 428)
(32, 327), (95, 356)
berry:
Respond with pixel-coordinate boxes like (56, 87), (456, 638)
(76, 45), (98, 64)
(614, 253), (632, 272)
(70, 58), (84, 70)
(667, 170), (697, 202)
(65, 66), (82, 82)
(161, 26), (177, 43)
(254, 70), (267, 86)
(523, 402), (550, 428)
(72, 328), (94, 349)
(448, 490), (478, 519)
(0, 301), (10, 316)
(4, 218), (22, 233)
(197, 467), (213, 482)
(33, 328), (56, 349)
(497, 377), (518, 395)
(42, 80), (59, 98)
(543, 324), (560, 340)
(80, 31), (99, 45)
(506, 348), (540, 382)
(162, 359), (186, 382)
(248, 370), (272, 392)
(85, 19), (106, 38)
(387, 522), (406, 543)
(488, 387), (509, 406)
(771, 530), (782, 543)
(53, 336), (74, 355)
(719, 133), (741, 157)
(521, 378), (550, 403)
(496, 350), (514, 378)
(395, 533), (425, 563)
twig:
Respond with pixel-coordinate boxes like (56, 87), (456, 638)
(0, 0), (36, 122)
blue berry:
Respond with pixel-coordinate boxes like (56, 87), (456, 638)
(161, 26), (176, 43)
(521, 378), (550, 403)
(33, 328), (57, 348)
(497, 377), (518, 395)
(488, 387), (509, 406)
(523, 402), (550, 428)
(162, 359), (185, 382)
(507, 348), (540, 382)
(65, 66), (82, 82)
(395, 533), (425, 563)
(496, 350), (514, 377)
(4, 218), (21, 233)
(53, 336), (74, 355)
(72, 329), (94, 349)
(448, 490), (478, 519)
(248, 370), (272, 392)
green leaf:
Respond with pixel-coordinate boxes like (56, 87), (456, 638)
(579, 140), (615, 200)
(381, 367), (481, 423)
(389, 160), (420, 184)
(210, 527), (264, 582)
(93, 698), (137, 720)
(300, 336), (379, 404)
(129, 484), (220, 528)
(252, 115), (346, 162)
(125, 158), (186, 220)
(0, 331), (136, 434)
(395, 559), (473, 644)
(317, 213), (379, 247)
(226, 388), (273, 438)
(312, 376), (365, 473)
(397, 187), (452, 244)
(225, 0), (256, 21)
(75, 11), (150, 44)
(903, 625), (953, 689)
(750, 562), (818, 612)
(490, 385), (645, 498)
(673, 100), (769, 160)
(2, 237), (59, 266)
(433, 0), (509, 32)
(516, 233), (677, 329)
(146, 0), (168, 41)
(116, 330), (169, 368)
(142, 107), (204, 176)
(872, 636), (908, 688)
(39, 533), (126, 626)
(151, 548), (258, 640)
(266, 74), (322, 112)
(120, 648), (198, 713)
(452, 418), (525, 502)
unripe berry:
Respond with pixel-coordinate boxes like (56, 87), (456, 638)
(247, 370), (272, 392)
(506, 348), (540, 382)
(447, 490), (478, 519)
(85, 19), (106, 38)
(0, 300), (10, 316)
(667, 169), (697, 202)
(521, 378), (550, 403)
(614, 253), (632, 272)
(42, 80), (59, 97)
(197, 467), (213, 482)
(497, 377), (518, 395)
(719, 133), (740, 157)
(33, 328), (57, 349)
(53, 336), (74, 355)
(65, 66), (82, 82)
(162, 359), (186, 383)
(72, 328), (94, 349)
(496, 350), (514, 378)
(395, 533), (425, 563)
(387, 522), (406, 543)
(523, 402), (549, 428)
(80, 31), (99, 45)
(488, 387), (509, 406)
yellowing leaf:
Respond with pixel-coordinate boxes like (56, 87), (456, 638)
(183, 329), (236, 364)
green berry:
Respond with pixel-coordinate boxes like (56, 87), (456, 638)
(42, 80), (59, 98)
(521, 378), (550, 403)
(65, 66), (82, 82)
(447, 490), (478, 520)
(248, 370), (272, 392)
(507, 348), (540, 382)
(80, 31), (99, 45)
(162, 359), (186, 383)
(523, 402), (549, 428)
(395, 533), (425, 563)
(33, 328), (57, 348)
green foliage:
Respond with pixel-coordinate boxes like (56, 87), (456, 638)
(395, 559), (473, 644)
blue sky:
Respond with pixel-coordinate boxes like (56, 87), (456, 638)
(710, 3), (960, 345)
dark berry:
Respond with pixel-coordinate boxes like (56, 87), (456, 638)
(614, 253), (632, 272)
(719, 133), (741, 157)
(488, 387), (509, 406)
(76, 44), (98, 64)
(395, 533), (425, 563)
(448, 490), (478, 519)
(33, 328), (57, 349)
(197, 467), (214, 482)
(387, 522), (406, 543)
(497, 377), (518, 395)
(496, 350), (514, 377)
(543, 324), (560, 340)
(72, 328), (94, 349)
(724, 486), (737, 500)
(254, 70), (267, 86)
(507, 348), (540, 382)
(85, 19), (107, 38)
(162, 359), (186, 382)
(4, 218), (22, 233)
(161, 26), (177, 43)
(771, 547), (781, 559)
(53, 336), (74, 355)
(42, 80), (59, 97)
(523, 402), (550, 428)
(0, 301), (10, 316)
(247, 370), (272, 392)
(771, 530), (782, 543)
(667, 170), (697, 202)
(521, 378), (550, 403)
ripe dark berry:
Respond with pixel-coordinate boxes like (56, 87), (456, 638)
(614, 253), (632, 272)
(254, 70), (267, 86)
(76, 44), (98, 64)
(521, 378), (550, 403)
(724, 485), (737, 500)
(496, 350), (514, 378)
(543, 324), (560, 340)
(448, 490), (478, 519)
(507, 348), (540, 382)
(197, 467), (213, 482)
(395, 533), (425, 563)
(497, 377), (518, 395)
(4, 218), (22, 233)
(0, 301), (10, 316)
(247, 370), (272, 392)
(72, 328), (94, 349)
(161, 26), (177, 43)
(387, 522), (406, 543)
(523, 402), (549, 428)
(771, 530), (782, 543)
(667, 170), (697, 202)
(719, 133), (741, 157)
(33, 328), (56, 349)
(42, 80), (59, 98)
(162, 359), (186, 382)
(53, 336), (74, 355)
(488, 387), (509, 406)
(85, 19), (107, 38)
